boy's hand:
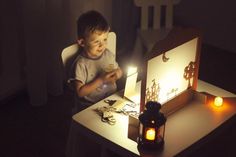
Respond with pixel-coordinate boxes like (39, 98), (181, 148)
(101, 71), (117, 84)
(113, 68), (122, 79)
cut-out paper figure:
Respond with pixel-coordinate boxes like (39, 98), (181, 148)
(162, 52), (170, 62)
(146, 79), (160, 103)
(183, 61), (195, 88)
(166, 88), (178, 100)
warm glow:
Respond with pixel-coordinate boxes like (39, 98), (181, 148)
(145, 128), (156, 140)
(127, 66), (137, 76)
(124, 66), (138, 103)
(208, 99), (229, 112)
(214, 97), (223, 107)
(159, 70), (180, 103)
(146, 38), (198, 104)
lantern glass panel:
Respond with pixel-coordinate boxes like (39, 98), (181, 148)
(145, 127), (156, 140)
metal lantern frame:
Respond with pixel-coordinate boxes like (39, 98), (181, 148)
(138, 101), (166, 149)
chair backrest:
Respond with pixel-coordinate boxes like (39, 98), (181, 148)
(61, 32), (116, 82)
(134, 0), (181, 30)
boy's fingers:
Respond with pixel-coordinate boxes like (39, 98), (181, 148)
(107, 71), (116, 77)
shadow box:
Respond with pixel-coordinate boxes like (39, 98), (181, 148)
(139, 27), (203, 115)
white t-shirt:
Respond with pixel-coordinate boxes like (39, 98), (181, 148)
(70, 49), (119, 111)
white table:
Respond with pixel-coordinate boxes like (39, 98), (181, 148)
(72, 80), (236, 157)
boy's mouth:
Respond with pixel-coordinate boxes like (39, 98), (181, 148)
(97, 49), (104, 53)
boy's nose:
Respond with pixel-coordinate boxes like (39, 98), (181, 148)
(99, 41), (106, 47)
(98, 42), (103, 47)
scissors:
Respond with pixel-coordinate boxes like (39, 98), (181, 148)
(104, 99), (117, 106)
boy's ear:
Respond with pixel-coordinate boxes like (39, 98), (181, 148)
(77, 38), (85, 47)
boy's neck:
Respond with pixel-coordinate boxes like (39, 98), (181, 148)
(82, 50), (103, 60)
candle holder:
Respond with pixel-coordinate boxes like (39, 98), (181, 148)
(138, 101), (166, 150)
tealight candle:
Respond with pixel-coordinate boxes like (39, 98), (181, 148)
(145, 128), (156, 140)
(214, 96), (223, 107)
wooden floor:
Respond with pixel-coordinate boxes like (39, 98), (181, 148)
(0, 44), (235, 157)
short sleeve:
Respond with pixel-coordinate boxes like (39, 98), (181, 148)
(75, 62), (87, 84)
(112, 53), (119, 69)
(69, 60), (87, 84)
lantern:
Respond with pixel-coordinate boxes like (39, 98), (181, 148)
(138, 101), (166, 150)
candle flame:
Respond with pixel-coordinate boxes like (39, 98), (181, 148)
(145, 128), (156, 140)
(214, 97), (223, 107)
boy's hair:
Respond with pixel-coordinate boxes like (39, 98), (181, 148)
(77, 10), (110, 38)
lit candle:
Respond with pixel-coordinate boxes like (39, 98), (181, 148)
(145, 128), (156, 140)
(214, 96), (223, 107)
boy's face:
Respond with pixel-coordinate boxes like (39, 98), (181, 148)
(78, 30), (109, 59)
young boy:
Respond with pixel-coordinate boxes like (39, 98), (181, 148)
(70, 10), (123, 113)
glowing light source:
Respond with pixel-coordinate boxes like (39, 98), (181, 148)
(145, 128), (156, 140)
(214, 96), (223, 107)
(127, 66), (137, 76)
(124, 66), (139, 104)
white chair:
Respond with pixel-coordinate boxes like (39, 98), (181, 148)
(132, 0), (181, 64)
(61, 32), (117, 84)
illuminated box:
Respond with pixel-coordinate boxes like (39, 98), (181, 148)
(140, 27), (202, 115)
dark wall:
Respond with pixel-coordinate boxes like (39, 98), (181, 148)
(174, 0), (236, 53)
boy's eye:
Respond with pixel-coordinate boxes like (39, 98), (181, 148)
(90, 41), (99, 46)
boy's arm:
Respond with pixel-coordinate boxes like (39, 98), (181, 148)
(74, 78), (103, 97)
(74, 71), (118, 97)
